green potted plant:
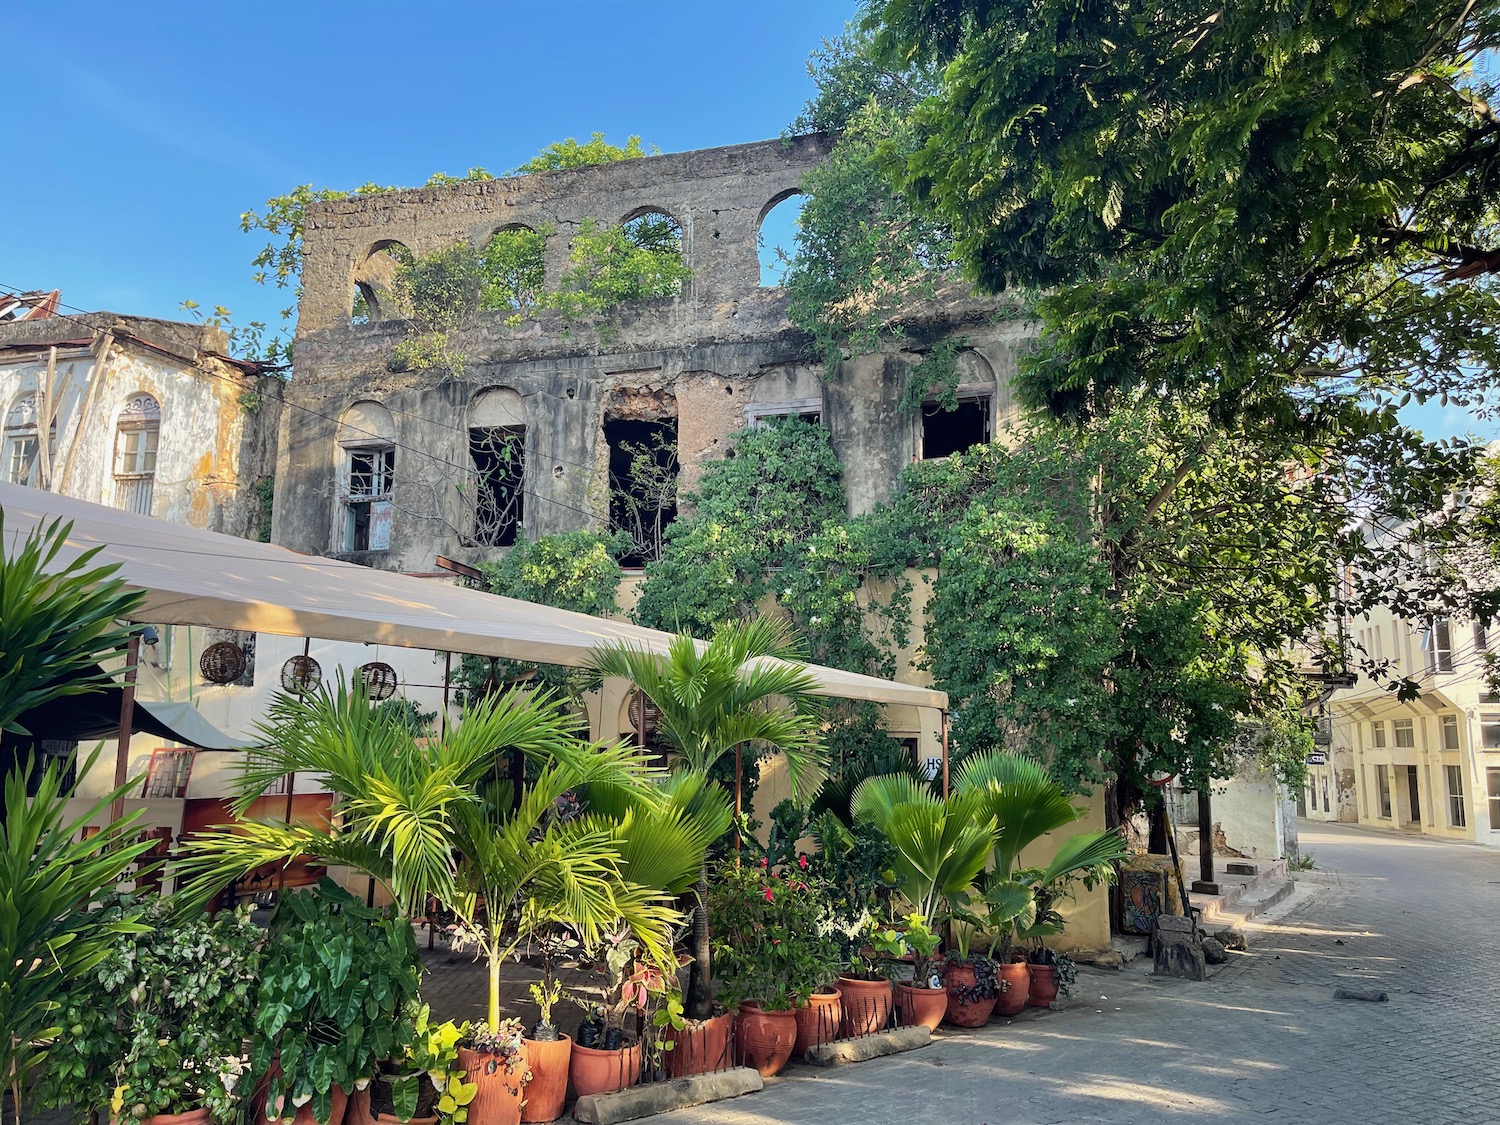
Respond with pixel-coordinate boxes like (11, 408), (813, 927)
(352, 1006), (474, 1125)
(517, 923), (576, 1124)
(569, 930), (665, 1097)
(849, 775), (996, 1032)
(1026, 949), (1078, 1008)
(833, 921), (905, 1037)
(587, 618), (828, 1065)
(253, 879), (423, 1125)
(940, 920), (999, 1027)
(953, 752), (1126, 1011)
(455, 1020), (530, 1125)
(709, 863), (841, 1077)
(36, 897), (262, 1125)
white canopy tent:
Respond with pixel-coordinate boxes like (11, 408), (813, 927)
(0, 482), (948, 714)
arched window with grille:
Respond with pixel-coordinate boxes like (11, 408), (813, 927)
(113, 393), (161, 514)
(4, 394), (39, 485)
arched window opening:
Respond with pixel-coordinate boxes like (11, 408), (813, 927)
(351, 241), (412, 324)
(479, 226), (546, 313)
(468, 388), (526, 547)
(114, 393), (160, 514)
(337, 401), (396, 552)
(4, 394), (39, 486)
(758, 192), (806, 287)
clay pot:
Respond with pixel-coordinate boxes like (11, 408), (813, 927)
(288, 1086), (346, 1125)
(345, 1087), (437, 1125)
(734, 1003), (798, 1077)
(519, 1036), (570, 1123)
(568, 1040), (642, 1098)
(896, 983), (948, 1032)
(664, 1010), (734, 1078)
(792, 988), (843, 1054)
(1027, 963), (1059, 1007)
(942, 964), (997, 1028)
(995, 961), (1030, 1016)
(458, 1047), (528, 1125)
(836, 976), (893, 1037)
(145, 1111), (213, 1125)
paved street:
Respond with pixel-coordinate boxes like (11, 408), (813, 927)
(650, 823), (1500, 1125)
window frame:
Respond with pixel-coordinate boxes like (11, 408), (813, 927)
(1370, 719), (1387, 749)
(1488, 768), (1500, 830)
(341, 443), (395, 552)
(1481, 713), (1500, 751)
(1376, 764), (1393, 818)
(1424, 616), (1454, 674)
(1393, 718), (1416, 749)
(1445, 764), (1467, 828)
(1442, 715), (1461, 752)
(916, 384), (994, 461)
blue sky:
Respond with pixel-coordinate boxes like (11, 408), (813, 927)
(2, 0), (1492, 442)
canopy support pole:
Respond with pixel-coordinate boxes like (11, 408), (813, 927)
(941, 710), (950, 799)
(111, 633), (142, 822)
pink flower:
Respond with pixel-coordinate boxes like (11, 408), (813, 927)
(798, 855), (809, 870)
(759, 857), (769, 868)
(763, 886), (774, 903)
(798, 881), (808, 892)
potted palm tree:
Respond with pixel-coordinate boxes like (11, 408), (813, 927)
(953, 752), (1127, 1011)
(176, 679), (687, 1125)
(587, 618), (828, 1072)
(849, 776), (996, 1032)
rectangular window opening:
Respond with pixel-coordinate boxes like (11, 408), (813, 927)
(343, 445), (394, 552)
(469, 426), (525, 547)
(1446, 765), (1467, 828)
(605, 417), (678, 569)
(1425, 616), (1454, 674)
(1442, 715), (1461, 752)
(1393, 718), (1415, 749)
(919, 395), (992, 460)
(1376, 764), (1393, 818)
(1481, 714), (1500, 751)
(1488, 769), (1500, 830)
(1370, 720), (1387, 749)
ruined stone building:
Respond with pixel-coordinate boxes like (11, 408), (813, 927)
(276, 135), (1033, 575)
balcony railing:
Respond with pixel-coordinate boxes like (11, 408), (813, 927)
(114, 474), (155, 516)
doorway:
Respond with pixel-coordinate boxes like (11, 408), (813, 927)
(1405, 765), (1422, 825)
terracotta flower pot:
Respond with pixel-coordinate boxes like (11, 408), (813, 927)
(734, 1003), (798, 1077)
(458, 1047), (528, 1125)
(1027, 963), (1059, 1007)
(145, 1110), (213, 1125)
(288, 1086), (346, 1125)
(664, 1010), (733, 1078)
(896, 983), (948, 1032)
(345, 1087), (437, 1125)
(836, 976), (893, 1037)
(995, 962), (1030, 1016)
(519, 1036), (570, 1123)
(792, 988), (843, 1054)
(568, 1040), (642, 1097)
(942, 964), (997, 1028)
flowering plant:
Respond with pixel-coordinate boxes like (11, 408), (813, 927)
(464, 1019), (531, 1082)
(708, 863), (841, 1011)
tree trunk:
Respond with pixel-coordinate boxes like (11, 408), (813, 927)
(686, 867), (713, 1020)
(488, 950), (502, 1029)
(1147, 800), (1168, 855)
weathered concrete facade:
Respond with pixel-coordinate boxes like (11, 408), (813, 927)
(278, 135), (1032, 572)
(0, 312), (282, 536)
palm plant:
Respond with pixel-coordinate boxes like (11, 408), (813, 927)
(586, 618), (827, 1020)
(0, 513), (146, 743)
(1, 754), (153, 1125)
(178, 677), (697, 1032)
(953, 751), (1128, 959)
(849, 775), (996, 983)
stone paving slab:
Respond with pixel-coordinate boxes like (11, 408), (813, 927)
(646, 823), (1500, 1125)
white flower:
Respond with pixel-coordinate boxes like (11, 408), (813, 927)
(1065, 698), (1078, 707)
(810, 616), (821, 625)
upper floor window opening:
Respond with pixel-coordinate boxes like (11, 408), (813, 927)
(605, 416), (678, 569)
(4, 394), (39, 486)
(758, 191), (806, 287)
(113, 393), (160, 515)
(337, 400), (397, 552)
(467, 387), (527, 548)
(1424, 615), (1454, 674)
(919, 393), (992, 460)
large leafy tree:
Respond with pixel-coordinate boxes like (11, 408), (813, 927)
(778, 13), (1487, 820)
(868, 0), (1500, 423)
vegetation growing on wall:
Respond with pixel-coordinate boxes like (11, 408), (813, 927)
(234, 134), (656, 365)
(456, 530), (626, 700)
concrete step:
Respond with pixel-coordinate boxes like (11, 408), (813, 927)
(1191, 858), (1289, 924)
(1199, 874), (1294, 925)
